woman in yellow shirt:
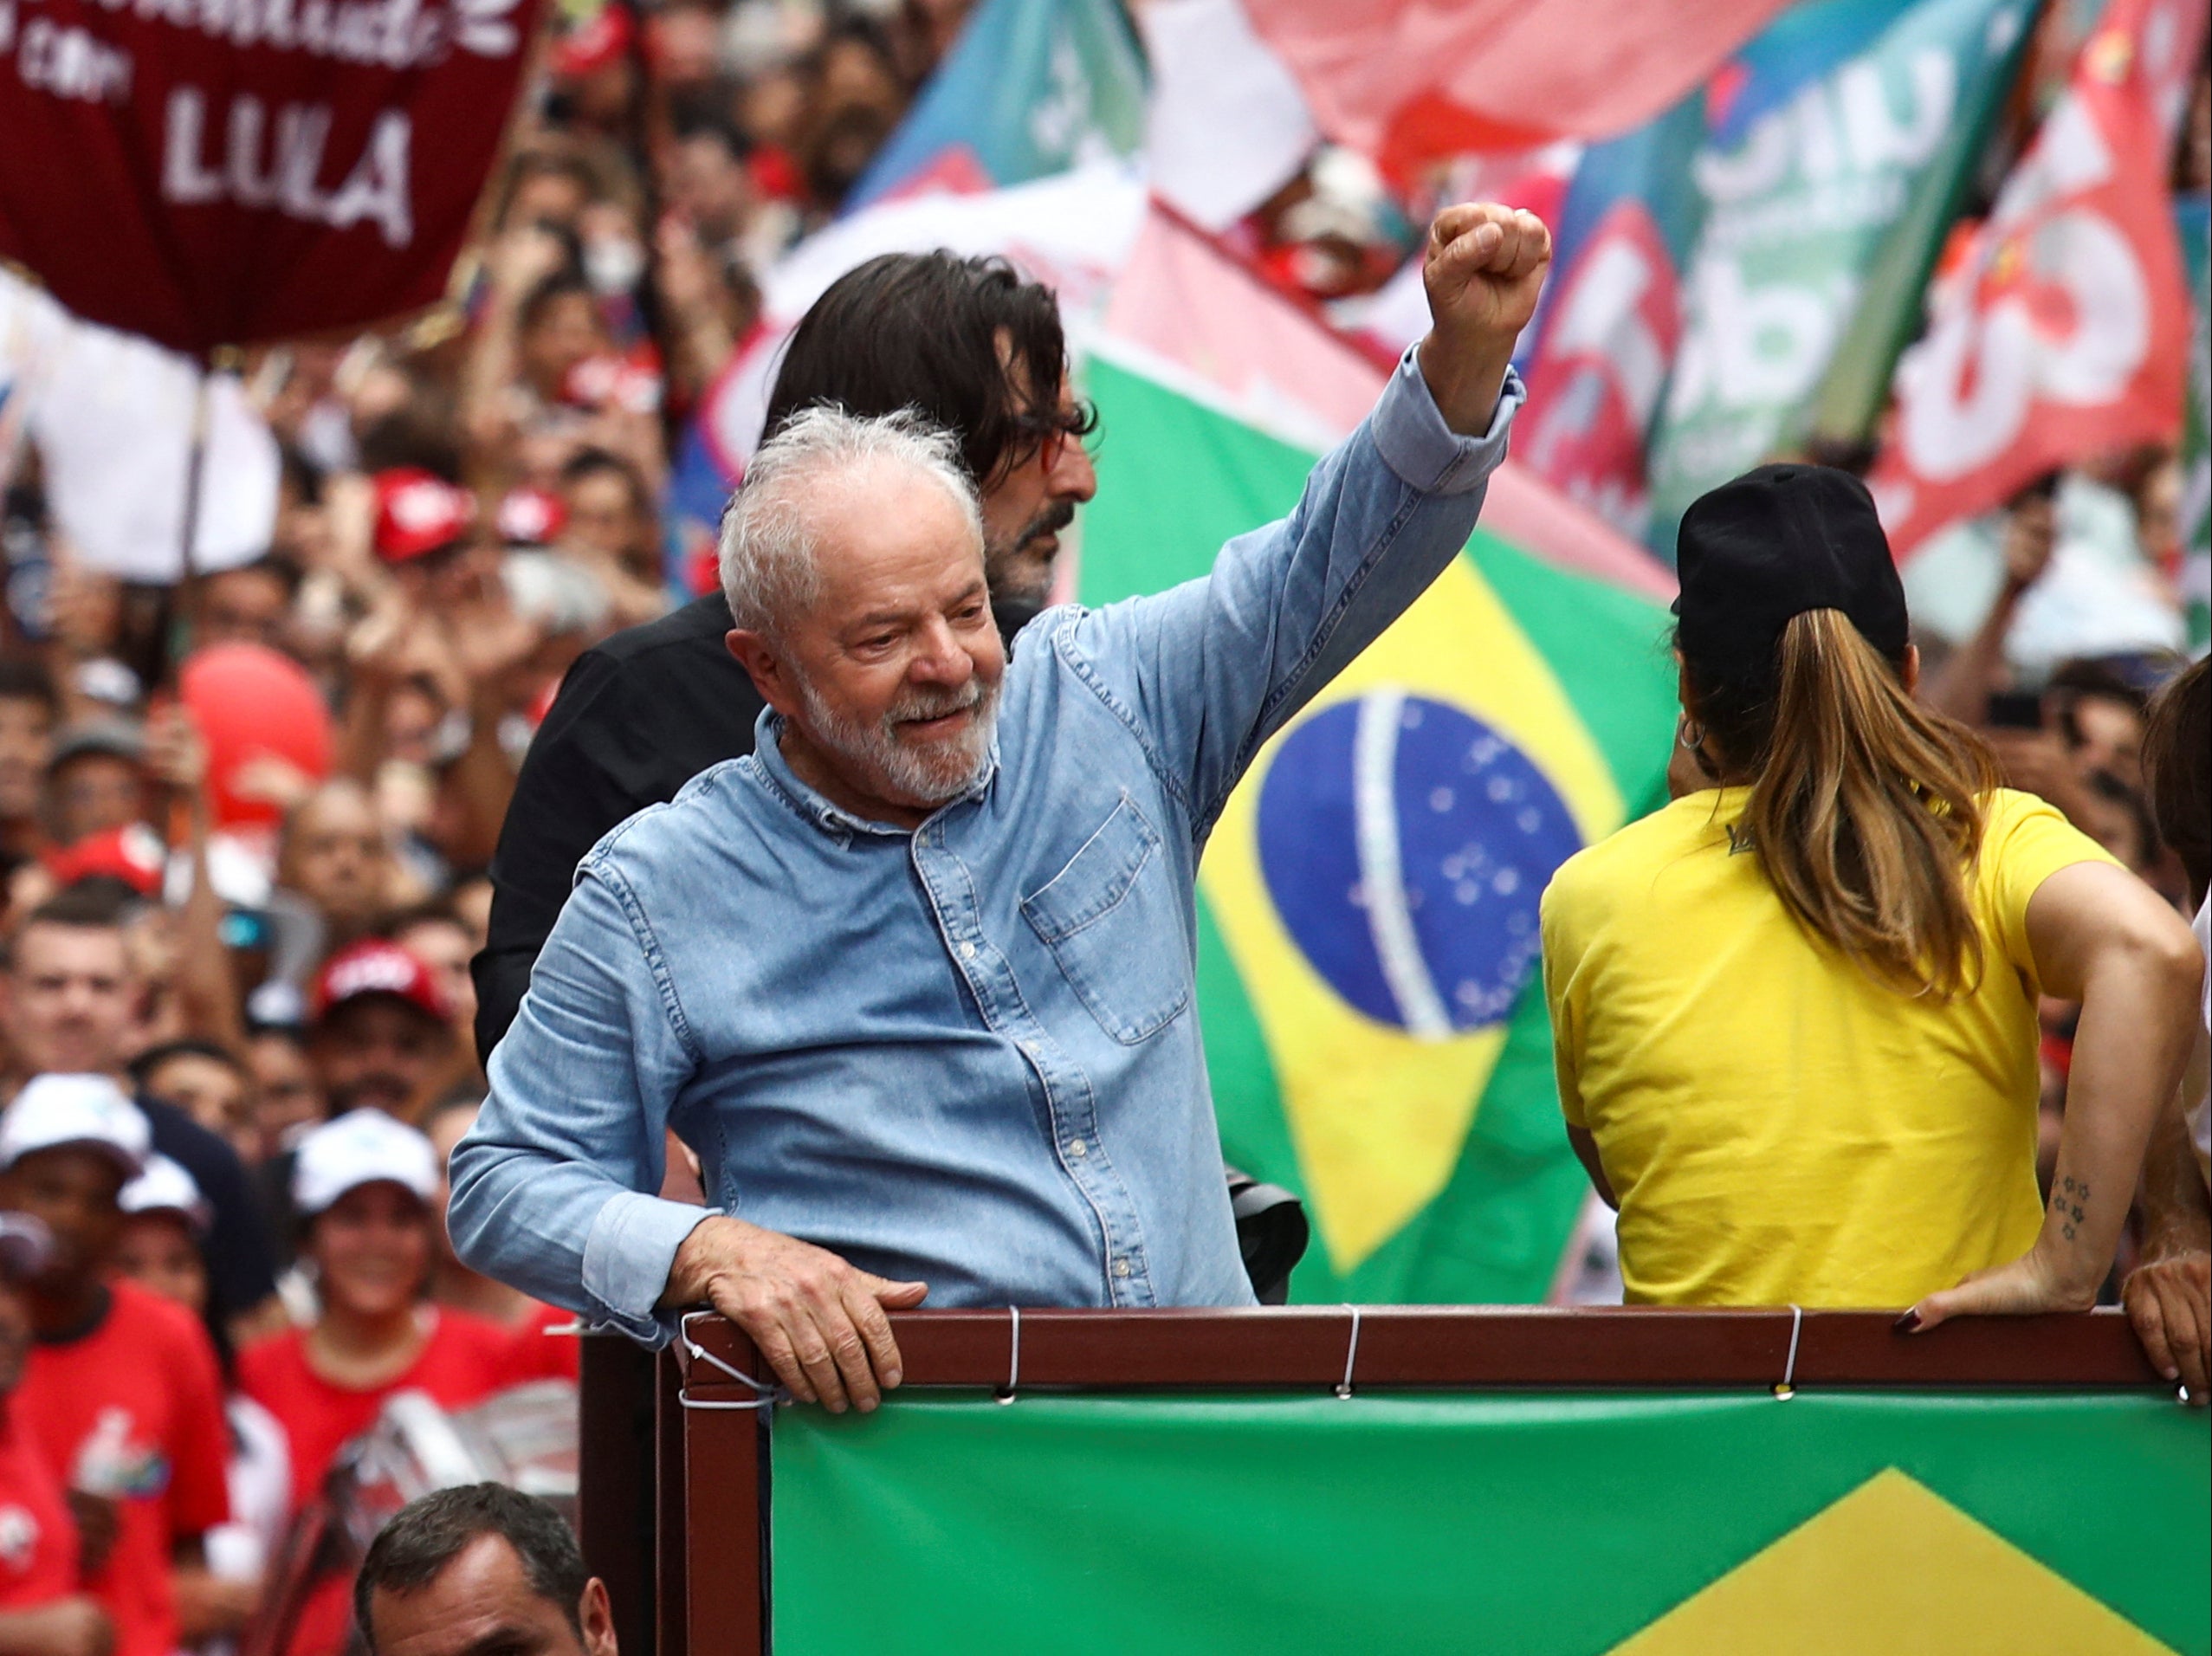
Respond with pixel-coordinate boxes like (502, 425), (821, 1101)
(1539, 464), (2202, 1323)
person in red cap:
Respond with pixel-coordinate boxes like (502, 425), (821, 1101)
(0, 1210), (110, 1654)
(307, 940), (460, 1127)
(370, 469), (482, 617)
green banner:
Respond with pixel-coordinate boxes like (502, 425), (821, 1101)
(1645, 0), (2034, 557)
(771, 1390), (2207, 1654)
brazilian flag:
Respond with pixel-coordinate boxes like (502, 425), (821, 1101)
(1077, 353), (1678, 1303)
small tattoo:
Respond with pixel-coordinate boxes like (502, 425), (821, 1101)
(2071, 1204), (2084, 1223)
(2061, 1176), (2078, 1194)
(2063, 1223), (2077, 1240)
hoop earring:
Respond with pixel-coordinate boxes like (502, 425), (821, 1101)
(1677, 718), (1706, 751)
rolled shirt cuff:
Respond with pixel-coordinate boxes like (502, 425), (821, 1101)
(1368, 346), (1523, 497)
(581, 1190), (726, 1348)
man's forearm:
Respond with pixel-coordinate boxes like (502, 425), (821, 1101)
(1415, 335), (1516, 441)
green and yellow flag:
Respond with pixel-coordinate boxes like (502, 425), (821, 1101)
(1077, 327), (1678, 1303)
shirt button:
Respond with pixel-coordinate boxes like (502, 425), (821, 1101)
(1067, 1139), (1087, 1158)
(959, 941), (977, 961)
(1112, 1258), (1132, 1278)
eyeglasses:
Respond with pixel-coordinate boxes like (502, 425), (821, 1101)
(1010, 405), (1094, 472)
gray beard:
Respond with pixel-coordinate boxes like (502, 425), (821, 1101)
(795, 673), (999, 809)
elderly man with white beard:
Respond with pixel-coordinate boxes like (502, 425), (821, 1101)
(450, 203), (1550, 1413)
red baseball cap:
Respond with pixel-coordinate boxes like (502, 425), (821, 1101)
(313, 940), (450, 1025)
(553, 3), (633, 78)
(497, 487), (567, 547)
(372, 469), (475, 565)
(42, 825), (165, 897)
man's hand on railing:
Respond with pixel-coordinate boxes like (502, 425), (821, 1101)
(2122, 1250), (2209, 1404)
(662, 1215), (928, 1413)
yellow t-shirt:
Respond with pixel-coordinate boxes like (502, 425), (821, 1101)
(1539, 786), (2115, 1309)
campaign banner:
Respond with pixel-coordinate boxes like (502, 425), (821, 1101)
(1869, 0), (2209, 555)
(2177, 191), (2209, 648)
(769, 1389), (2206, 1654)
(1513, 93), (1709, 539)
(844, 0), (1145, 211)
(0, 0), (545, 353)
(1644, 0), (2037, 560)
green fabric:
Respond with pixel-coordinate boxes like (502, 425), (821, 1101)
(769, 1389), (2208, 1655)
(1644, 0), (2035, 558)
(1077, 357), (1675, 1306)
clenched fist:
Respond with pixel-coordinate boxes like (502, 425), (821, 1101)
(1416, 203), (1553, 437)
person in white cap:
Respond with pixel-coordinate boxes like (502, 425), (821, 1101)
(114, 1156), (288, 1648)
(0, 1207), (113, 1654)
(236, 1110), (520, 1656)
(0, 1075), (230, 1656)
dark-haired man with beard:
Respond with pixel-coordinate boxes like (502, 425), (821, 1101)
(472, 250), (1098, 1064)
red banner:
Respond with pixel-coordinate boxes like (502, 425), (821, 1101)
(1869, 0), (2207, 556)
(0, 0), (545, 353)
(1238, 0), (1791, 177)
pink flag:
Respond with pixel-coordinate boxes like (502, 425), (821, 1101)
(1239, 0), (1789, 176)
(1869, 0), (2208, 555)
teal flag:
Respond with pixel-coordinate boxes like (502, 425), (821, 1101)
(1644, 0), (2036, 557)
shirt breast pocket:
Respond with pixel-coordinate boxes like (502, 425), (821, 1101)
(1021, 792), (1191, 1045)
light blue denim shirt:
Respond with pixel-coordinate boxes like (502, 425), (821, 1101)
(450, 350), (1522, 1345)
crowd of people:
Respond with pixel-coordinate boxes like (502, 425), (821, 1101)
(0, 0), (2200, 1651)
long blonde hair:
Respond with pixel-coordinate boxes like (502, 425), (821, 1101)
(1694, 609), (2001, 997)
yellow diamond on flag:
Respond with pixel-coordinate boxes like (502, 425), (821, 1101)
(1610, 1468), (2176, 1654)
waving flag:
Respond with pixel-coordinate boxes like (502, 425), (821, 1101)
(1238, 0), (1793, 179)
(2180, 191), (2210, 648)
(1515, 93), (1709, 539)
(845, 0), (1147, 210)
(1644, 0), (2038, 559)
(1087, 210), (1675, 1300)
(1869, 0), (2209, 554)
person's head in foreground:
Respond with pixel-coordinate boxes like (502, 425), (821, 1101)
(356, 1484), (616, 1656)
(293, 1108), (440, 1329)
(1543, 463), (2200, 1336)
(721, 409), (999, 829)
(761, 250), (1099, 637)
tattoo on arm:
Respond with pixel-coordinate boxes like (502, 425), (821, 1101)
(2052, 1175), (2091, 1242)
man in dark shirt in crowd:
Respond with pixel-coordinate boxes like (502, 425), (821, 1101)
(472, 251), (1098, 1059)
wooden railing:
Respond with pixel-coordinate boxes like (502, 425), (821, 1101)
(581, 1306), (2171, 1656)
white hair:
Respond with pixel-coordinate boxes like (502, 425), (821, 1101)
(717, 405), (984, 635)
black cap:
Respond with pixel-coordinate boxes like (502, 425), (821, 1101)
(1672, 464), (1909, 690)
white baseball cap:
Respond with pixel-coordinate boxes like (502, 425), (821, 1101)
(0, 1075), (151, 1178)
(120, 1155), (212, 1236)
(293, 1109), (438, 1219)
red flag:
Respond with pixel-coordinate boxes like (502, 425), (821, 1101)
(1869, 0), (2207, 555)
(0, 0), (546, 354)
(1238, 0), (1791, 178)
